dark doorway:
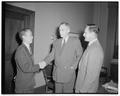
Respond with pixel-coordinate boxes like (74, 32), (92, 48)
(2, 3), (35, 93)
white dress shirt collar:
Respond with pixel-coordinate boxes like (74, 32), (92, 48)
(88, 38), (98, 46)
(62, 36), (69, 46)
(63, 35), (69, 43)
(23, 42), (31, 53)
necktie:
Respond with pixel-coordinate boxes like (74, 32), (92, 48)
(62, 39), (65, 47)
(29, 46), (32, 54)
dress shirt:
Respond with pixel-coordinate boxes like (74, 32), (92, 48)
(61, 36), (69, 46)
(23, 42), (32, 54)
(88, 38), (98, 46)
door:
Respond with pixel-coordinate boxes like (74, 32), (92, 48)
(2, 3), (35, 93)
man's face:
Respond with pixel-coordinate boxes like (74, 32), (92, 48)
(23, 30), (33, 44)
(83, 26), (92, 42)
(59, 24), (69, 38)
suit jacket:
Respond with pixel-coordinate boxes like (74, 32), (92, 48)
(15, 43), (40, 90)
(75, 39), (104, 93)
(44, 36), (83, 83)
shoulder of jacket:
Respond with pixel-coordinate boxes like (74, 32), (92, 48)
(70, 37), (80, 43)
(16, 45), (25, 54)
(89, 44), (103, 54)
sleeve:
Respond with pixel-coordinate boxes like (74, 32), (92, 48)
(16, 49), (40, 73)
(44, 42), (55, 64)
(72, 40), (83, 69)
(81, 48), (103, 92)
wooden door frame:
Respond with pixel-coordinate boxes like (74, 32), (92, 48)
(3, 3), (35, 50)
(2, 3), (35, 93)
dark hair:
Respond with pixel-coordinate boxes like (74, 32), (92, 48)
(19, 28), (31, 40)
(59, 22), (70, 29)
(86, 24), (100, 34)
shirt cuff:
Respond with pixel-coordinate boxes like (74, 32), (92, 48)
(39, 61), (46, 68)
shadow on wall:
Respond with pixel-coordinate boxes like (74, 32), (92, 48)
(15, 32), (22, 46)
(55, 26), (61, 39)
(49, 26), (61, 53)
(79, 31), (88, 51)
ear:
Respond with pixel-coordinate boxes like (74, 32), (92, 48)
(22, 35), (25, 40)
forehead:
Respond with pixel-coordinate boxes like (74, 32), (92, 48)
(26, 30), (32, 33)
(24, 30), (32, 35)
(59, 24), (67, 29)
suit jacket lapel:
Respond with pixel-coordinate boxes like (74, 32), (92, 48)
(60, 37), (70, 55)
(83, 40), (99, 67)
(22, 44), (33, 58)
(59, 39), (63, 55)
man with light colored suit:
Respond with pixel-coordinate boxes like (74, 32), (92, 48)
(15, 29), (44, 93)
(40, 22), (83, 93)
(75, 24), (104, 93)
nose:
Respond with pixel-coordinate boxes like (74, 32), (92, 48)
(83, 33), (85, 37)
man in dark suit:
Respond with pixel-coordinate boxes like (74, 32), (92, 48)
(40, 22), (83, 93)
(75, 24), (104, 93)
(15, 28), (43, 93)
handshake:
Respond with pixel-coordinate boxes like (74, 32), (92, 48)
(38, 61), (47, 69)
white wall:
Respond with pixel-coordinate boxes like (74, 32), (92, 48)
(8, 2), (94, 63)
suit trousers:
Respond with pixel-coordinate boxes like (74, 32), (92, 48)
(55, 74), (75, 93)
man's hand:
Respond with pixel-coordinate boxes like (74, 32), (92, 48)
(39, 61), (46, 69)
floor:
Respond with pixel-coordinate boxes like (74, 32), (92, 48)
(33, 81), (112, 94)
(6, 75), (117, 94)
(33, 85), (109, 94)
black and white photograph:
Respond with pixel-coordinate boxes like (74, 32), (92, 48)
(1, 0), (118, 94)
